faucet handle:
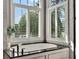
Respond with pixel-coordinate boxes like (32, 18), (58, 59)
(12, 48), (15, 57)
(16, 45), (19, 56)
(21, 48), (25, 56)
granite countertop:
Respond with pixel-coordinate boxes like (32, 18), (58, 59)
(3, 43), (69, 58)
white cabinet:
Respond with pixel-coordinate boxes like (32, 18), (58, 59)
(30, 56), (45, 59)
(3, 52), (10, 59)
(13, 56), (46, 59)
(61, 57), (69, 59)
(11, 48), (69, 59)
(49, 48), (69, 59)
(49, 54), (69, 59)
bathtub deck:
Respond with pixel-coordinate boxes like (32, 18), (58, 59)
(11, 43), (57, 52)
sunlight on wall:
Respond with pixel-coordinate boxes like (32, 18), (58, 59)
(70, 41), (74, 51)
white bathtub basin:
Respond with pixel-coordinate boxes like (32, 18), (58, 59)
(22, 43), (57, 52)
(11, 43), (57, 53)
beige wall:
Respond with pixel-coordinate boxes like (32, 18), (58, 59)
(3, 0), (10, 49)
(69, 0), (75, 59)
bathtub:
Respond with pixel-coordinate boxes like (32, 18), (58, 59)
(11, 43), (57, 53)
(4, 43), (69, 58)
(21, 43), (57, 52)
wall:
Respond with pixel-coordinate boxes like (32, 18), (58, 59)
(3, 0), (10, 49)
(69, 0), (75, 59)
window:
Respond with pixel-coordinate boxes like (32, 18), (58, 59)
(11, 0), (44, 43)
(29, 10), (39, 37)
(14, 7), (27, 38)
(11, 0), (68, 44)
(13, 0), (39, 7)
(51, 10), (55, 38)
(57, 6), (65, 38)
(48, 0), (66, 7)
(46, 0), (68, 44)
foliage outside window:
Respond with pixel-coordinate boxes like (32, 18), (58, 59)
(12, 0), (41, 39)
(29, 10), (39, 37)
(47, 0), (68, 43)
(48, 0), (66, 7)
(51, 6), (65, 39)
(7, 26), (16, 36)
(57, 6), (65, 38)
(51, 10), (55, 38)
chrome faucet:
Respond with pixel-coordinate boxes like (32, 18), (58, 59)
(12, 48), (15, 57)
(17, 45), (19, 56)
(17, 43), (24, 56)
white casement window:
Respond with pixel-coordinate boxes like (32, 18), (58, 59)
(11, 0), (44, 43)
(46, 0), (69, 44)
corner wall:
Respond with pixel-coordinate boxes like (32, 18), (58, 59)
(69, 0), (75, 59)
(3, 0), (10, 49)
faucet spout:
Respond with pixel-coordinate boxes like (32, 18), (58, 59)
(17, 45), (19, 56)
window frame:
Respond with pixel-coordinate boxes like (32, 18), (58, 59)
(46, 0), (69, 45)
(11, 0), (44, 44)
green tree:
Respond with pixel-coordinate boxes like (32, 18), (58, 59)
(57, 16), (63, 38)
(15, 11), (38, 36)
(57, 6), (65, 38)
(18, 15), (26, 35)
(29, 11), (38, 36)
(51, 11), (55, 37)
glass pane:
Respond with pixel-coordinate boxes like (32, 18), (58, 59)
(49, 0), (66, 7)
(13, 0), (40, 7)
(13, 0), (28, 5)
(51, 0), (57, 6)
(51, 10), (55, 38)
(28, 0), (34, 6)
(13, 0), (20, 3)
(29, 10), (39, 37)
(21, 0), (28, 5)
(57, 6), (65, 38)
(28, 0), (40, 7)
(14, 7), (28, 38)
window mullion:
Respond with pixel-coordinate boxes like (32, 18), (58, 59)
(33, 0), (35, 6)
(55, 8), (58, 38)
(27, 9), (30, 38)
(38, 10), (40, 37)
(50, 10), (52, 38)
(11, 3), (15, 39)
(11, 1), (14, 26)
(26, 9), (28, 37)
(64, 2), (68, 43)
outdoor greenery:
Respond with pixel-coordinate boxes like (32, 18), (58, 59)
(7, 26), (16, 36)
(29, 10), (38, 36)
(51, 6), (65, 38)
(15, 10), (38, 37)
(19, 15), (26, 34)
(57, 6), (65, 38)
(14, 6), (64, 38)
(14, 0), (39, 37)
(51, 11), (55, 38)
(15, 8), (64, 38)
(15, 14), (26, 37)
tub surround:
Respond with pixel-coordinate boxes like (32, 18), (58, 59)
(4, 43), (69, 59)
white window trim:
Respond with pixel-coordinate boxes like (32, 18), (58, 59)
(46, 0), (69, 45)
(10, 0), (44, 44)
